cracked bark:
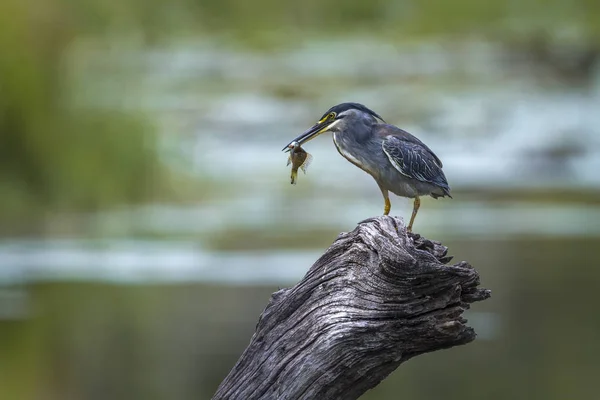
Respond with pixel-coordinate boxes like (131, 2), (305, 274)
(213, 216), (491, 400)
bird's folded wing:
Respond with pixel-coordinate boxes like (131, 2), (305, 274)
(382, 135), (448, 188)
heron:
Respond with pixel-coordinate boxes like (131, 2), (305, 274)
(282, 102), (451, 232)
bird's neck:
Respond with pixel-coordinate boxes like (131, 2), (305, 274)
(332, 132), (379, 178)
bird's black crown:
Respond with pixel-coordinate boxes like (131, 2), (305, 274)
(321, 102), (385, 122)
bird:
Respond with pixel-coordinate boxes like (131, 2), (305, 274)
(282, 102), (451, 232)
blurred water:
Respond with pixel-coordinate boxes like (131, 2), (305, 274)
(62, 38), (600, 264)
(0, 239), (320, 285)
(0, 200), (599, 286)
(2, 236), (599, 400)
(78, 38), (600, 190)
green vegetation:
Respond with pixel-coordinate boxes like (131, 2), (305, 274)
(0, 0), (168, 234)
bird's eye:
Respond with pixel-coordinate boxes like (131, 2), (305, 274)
(328, 112), (336, 119)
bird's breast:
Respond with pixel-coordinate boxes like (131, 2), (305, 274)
(332, 133), (379, 179)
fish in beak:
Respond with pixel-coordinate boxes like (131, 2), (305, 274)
(286, 141), (313, 185)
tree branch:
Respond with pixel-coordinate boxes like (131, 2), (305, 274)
(213, 216), (491, 400)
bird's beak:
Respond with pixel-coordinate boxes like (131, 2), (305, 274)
(282, 118), (337, 152)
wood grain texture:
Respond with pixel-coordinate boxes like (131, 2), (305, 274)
(213, 216), (490, 400)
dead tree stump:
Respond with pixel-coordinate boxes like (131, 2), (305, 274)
(213, 216), (490, 400)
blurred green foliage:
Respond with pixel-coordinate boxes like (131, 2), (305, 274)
(0, 0), (165, 233)
(175, 0), (600, 44)
(194, 0), (600, 46)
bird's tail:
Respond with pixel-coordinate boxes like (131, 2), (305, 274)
(431, 186), (452, 199)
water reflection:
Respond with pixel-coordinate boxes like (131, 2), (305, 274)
(1, 200), (599, 286)
(2, 236), (599, 400)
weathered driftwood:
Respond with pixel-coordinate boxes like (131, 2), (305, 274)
(213, 216), (490, 400)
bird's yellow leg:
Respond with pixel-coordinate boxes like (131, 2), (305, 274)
(383, 192), (391, 215)
(407, 197), (420, 232)
(384, 197), (391, 215)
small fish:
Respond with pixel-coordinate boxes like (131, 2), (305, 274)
(286, 141), (313, 185)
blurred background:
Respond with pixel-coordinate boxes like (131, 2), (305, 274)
(1, 0), (600, 399)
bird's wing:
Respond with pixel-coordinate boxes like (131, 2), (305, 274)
(376, 124), (443, 168)
(382, 135), (449, 189)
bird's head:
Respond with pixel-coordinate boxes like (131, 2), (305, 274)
(282, 102), (384, 151)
